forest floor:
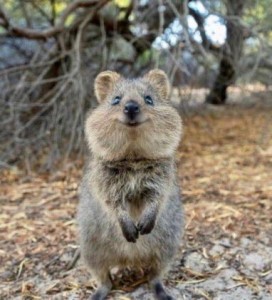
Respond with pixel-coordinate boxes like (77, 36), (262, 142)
(0, 88), (272, 299)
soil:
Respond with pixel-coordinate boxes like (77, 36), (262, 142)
(0, 89), (271, 299)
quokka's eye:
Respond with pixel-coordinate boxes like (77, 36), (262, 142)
(144, 95), (154, 106)
(111, 96), (121, 105)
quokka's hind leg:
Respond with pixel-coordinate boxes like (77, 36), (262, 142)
(149, 268), (174, 300)
(89, 271), (112, 300)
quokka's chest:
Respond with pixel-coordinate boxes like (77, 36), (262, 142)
(92, 159), (174, 201)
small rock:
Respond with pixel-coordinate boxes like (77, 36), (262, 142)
(264, 272), (272, 284)
(219, 238), (232, 248)
(240, 237), (252, 248)
(213, 286), (253, 300)
(243, 252), (267, 271)
(179, 268), (238, 291)
(184, 252), (210, 273)
(60, 253), (72, 263)
(209, 244), (225, 257)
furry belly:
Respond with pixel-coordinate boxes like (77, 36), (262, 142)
(85, 211), (182, 269)
(91, 234), (167, 269)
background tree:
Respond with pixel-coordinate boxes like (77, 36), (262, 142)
(0, 0), (271, 169)
(206, 0), (245, 104)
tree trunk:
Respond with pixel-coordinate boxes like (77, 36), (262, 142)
(206, 0), (244, 105)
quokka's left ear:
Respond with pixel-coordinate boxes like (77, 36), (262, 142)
(144, 69), (170, 100)
(94, 71), (121, 103)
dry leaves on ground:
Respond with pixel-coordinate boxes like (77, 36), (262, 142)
(0, 91), (271, 299)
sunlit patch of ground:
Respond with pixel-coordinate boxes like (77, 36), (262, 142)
(0, 89), (271, 299)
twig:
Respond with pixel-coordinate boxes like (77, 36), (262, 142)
(0, 0), (109, 39)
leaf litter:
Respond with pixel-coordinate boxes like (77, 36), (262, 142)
(0, 91), (272, 299)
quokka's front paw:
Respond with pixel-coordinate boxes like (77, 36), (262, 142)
(137, 215), (156, 235)
(119, 217), (139, 243)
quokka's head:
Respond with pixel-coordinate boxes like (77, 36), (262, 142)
(85, 69), (182, 161)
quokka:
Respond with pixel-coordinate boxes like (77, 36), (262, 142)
(78, 69), (184, 300)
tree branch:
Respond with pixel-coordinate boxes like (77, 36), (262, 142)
(188, 6), (221, 53)
(0, 0), (109, 40)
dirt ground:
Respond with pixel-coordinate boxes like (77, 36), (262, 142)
(1, 89), (272, 299)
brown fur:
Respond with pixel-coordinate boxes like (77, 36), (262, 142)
(77, 69), (184, 300)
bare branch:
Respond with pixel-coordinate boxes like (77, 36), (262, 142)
(0, 0), (110, 40)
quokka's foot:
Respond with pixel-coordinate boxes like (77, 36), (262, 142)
(89, 288), (108, 300)
(89, 279), (112, 300)
(153, 281), (174, 300)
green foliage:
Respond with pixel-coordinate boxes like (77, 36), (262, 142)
(134, 49), (160, 71)
(2, 0), (73, 27)
(244, 0), (272, 34)
(114, 0), (131, 8)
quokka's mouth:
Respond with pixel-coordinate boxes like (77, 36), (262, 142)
(127, 121), (140, 127)
(120, 119), (149, 127)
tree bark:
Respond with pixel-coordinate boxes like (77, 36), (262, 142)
(206, 0), (244, 105)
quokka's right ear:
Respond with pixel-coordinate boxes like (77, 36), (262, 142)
(144, 69), (170, 100)
(94, 71), (121, 103)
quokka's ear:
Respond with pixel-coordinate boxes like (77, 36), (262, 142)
(94, 71), (121, 103)
(144, 69), (170, 100)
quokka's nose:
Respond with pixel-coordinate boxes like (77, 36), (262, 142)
(124, 100), (140, 120)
